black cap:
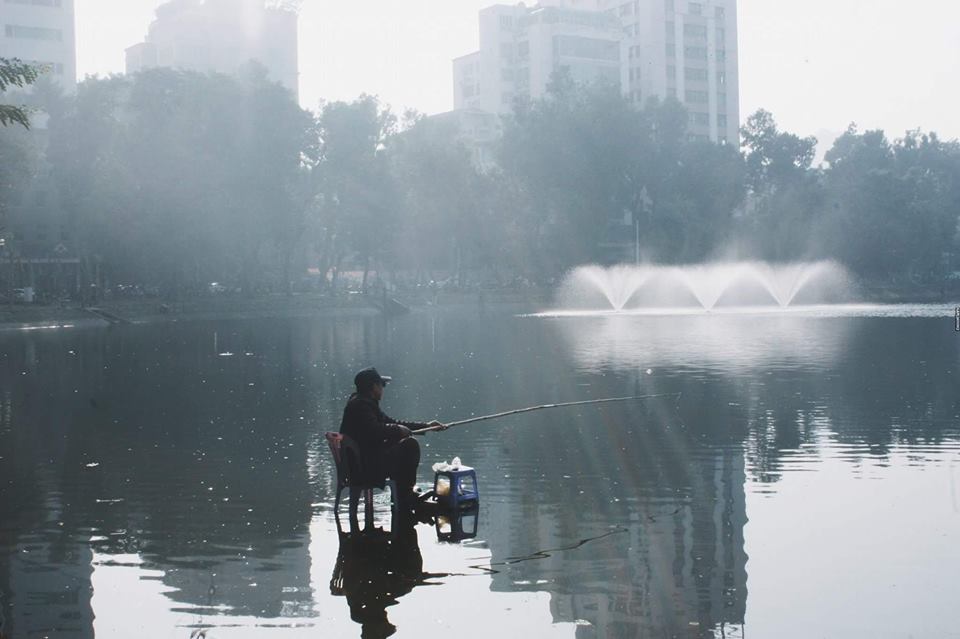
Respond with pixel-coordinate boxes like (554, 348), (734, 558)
(354, 367), (392, 390)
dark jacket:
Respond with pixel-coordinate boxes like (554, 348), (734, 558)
(339, 393), (426, 487)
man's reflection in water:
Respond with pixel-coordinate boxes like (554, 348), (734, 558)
(330, 522), (446, 639)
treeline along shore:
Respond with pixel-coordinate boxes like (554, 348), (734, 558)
(1, 66), (959, 317)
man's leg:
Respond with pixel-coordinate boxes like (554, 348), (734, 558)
(385, 437), (421, 507)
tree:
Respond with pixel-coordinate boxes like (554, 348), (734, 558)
(44, 68), (314, 297)
(501, 74), (650, 276)
(314, 95), (397, 292)
(738, 110), (821, 260)
(741, 109), (817, 192)
(499, 77), (745, 275)
(389, 113), (500, 286)
(0, 58), (42, 128)
(820, 126), (960, 281)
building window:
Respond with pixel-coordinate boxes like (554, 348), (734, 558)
(716, 27), (726, 42)
(718, 114), (728, 128)
(666, 42), (675, 57)
(717, 71), (727, 85)
(717, 91), (727, 104)
(501, 68), (514, 82)
(517, 67), (530, 88)
(716, 6), (726, 20)
(665, 0), (675, 11)
(684, 46), (707, 60)
(665, 21), (675, 37)
(500, 15), (513, 30)
(689, 111), (710, 126)
(688, 2), (702, 15)
(683, 23), (707, 39)
(620, 2), (633, 16)
(500, 43), (514, 60)
(685, 89), (708, 103)
(667, 87), (677, 98)
(666, 65), (676, 81)
(518, 41), (530, 59)
(554, 35), (620, 62)
(684, 67), (707, 82)
(4, 24), (63, 41)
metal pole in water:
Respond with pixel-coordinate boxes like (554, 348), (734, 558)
(635, 218), (640, 266)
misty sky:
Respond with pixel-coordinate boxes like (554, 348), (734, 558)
(77, 0), (960, 147)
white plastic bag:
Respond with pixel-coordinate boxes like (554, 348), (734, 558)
(431, 456), (462, 473)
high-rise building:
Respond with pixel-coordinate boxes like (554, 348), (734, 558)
(617, 0), (739, 143)
(0, 0), (77, 90)
(454, 1), (622, 115)
(454, 0), (739, 144)
(126, 0), (299, 100)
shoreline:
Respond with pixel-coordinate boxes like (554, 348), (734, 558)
(0, 289), (548, 330)
(0, 285), (955, 330)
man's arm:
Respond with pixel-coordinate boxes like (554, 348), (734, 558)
(382, 414), (447, 435)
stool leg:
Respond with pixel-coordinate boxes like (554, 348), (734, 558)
(364, 489), (374, 530)
(348, 486), (361, 527)
(333, 483), (342, 516)
(387, 479), (397, 514)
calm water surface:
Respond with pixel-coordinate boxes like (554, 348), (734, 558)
(1, 307), (958, 638)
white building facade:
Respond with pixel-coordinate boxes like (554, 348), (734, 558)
(0, 0), (76, 90)
(616, 0), (739, 143)
(454, 0), (739, 144)
(126, 0), (299, 99)
(455, 1), (623, 115)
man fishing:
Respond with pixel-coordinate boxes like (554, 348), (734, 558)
(339, 367), (447, 515)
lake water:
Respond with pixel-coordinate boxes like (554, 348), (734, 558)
(1, 306), (958, 638)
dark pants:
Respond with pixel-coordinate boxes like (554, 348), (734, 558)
(383, 437), (420, 496)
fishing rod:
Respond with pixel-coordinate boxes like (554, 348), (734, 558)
(414, 392), (682, 434)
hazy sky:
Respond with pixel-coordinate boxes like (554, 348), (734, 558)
(77, 0), (960, 145)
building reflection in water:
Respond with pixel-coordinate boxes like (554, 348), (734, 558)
(483, 444), (747, 638)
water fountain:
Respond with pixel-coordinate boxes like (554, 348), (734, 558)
(553, 261), (852, 313)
